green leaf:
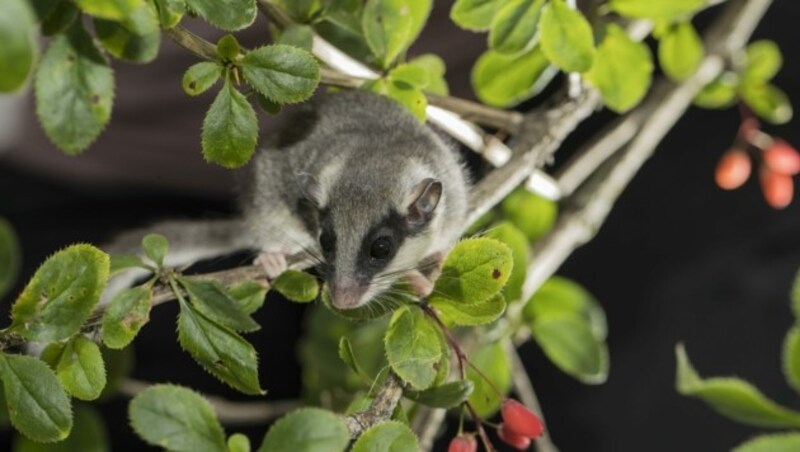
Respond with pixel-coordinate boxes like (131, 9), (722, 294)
(523, 276), (607, 340)
(228, 433), (252, 452)
(35, 22), (115, 155)
(384, 306), (444, 390)
(351, 421), (418, 452)
(101, 286), (152, 349)
(272, 0), (323, 23)
(389, 64), (430, 89)
(154, 0), (185, 28)
(500, 188), (557, 241)
(408, 54), (448, 95)
(793, 269), (800, 320)
(472, 46), (554, 108)
(531, 313), (608, 384)
(94, 0), (160, 63)
(183, 61), (222, 96)
(0, 218), (22, 299)
(40, 1), (79, 36)
(11, 244), (109, 342)
(782, 327), (800, 394)
(338, 337), (365, 377)
(228, 281), (268, 315)
(743, 40), (782, 84)
(539, 0), (595, 72)
(432, 293), (506, 326)
(485, 222), (528, 301)
(733, 433), (800, 452)
(257, 408), (350, 452)
(450, 0), (508, 31)
(109, 254), (148, 275)
(12, 404), (109, 452)
(741, 82), (793, 125)
(129, 384), (226, 452)
(0, 353), (72, 443)
(430, 237), (513, 305)
(177, 300), (263, 394)
(257, 94), (283, 115)
(272, 270), (319, 303)
(241, 45), (320, 104)
(184, 0), (256, 31)
(141, 233), (169, 266)
(98, 346), (133, 400)
(366, 78), (428, 122)
(609, 0), (706, 21)
(202, 76), (259, 169)
(179, 277), (260, 332)
(216, 34), (241, 61)
(31, 0), (62, 21)
(51, 336), (107, 400)
(676, 343), (800, 428)
(73, 0), (141, 20)
(658, 21), (703, 81)
(694, 73), (739, 109)
(584, 24), (653, 113)
(362, 0), (412, 68)
(489, 0), (545, 56)
(404, 380), (474, 408)
(0, 0), (36, 92)
(278, 25), (314, 51)
(467, 341), (511, 417)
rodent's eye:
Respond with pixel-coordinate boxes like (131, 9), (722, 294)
(370, 237), (393, 260)
(320, 231), (334, 253)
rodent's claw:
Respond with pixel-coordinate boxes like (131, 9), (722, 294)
(254, 251), (288, 281)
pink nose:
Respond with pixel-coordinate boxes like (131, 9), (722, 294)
(331, 283), (367, 309)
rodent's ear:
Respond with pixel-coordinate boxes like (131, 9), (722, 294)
(406, 178), (442, 228)
(297, 173), (325, 208)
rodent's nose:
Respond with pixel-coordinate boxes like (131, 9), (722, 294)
(331, 282), (367, 309)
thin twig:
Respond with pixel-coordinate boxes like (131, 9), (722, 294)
(507, 344), (558, 452)
(118, 378), (301, 425)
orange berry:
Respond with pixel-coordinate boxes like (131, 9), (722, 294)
(448, 435), (477, 452)
(763, 140), (800, 176)
(498, 423), (532, 450)
(501, 399), (544, 439)
(715, 150), (752, 190)
(760, 167), (794, 209)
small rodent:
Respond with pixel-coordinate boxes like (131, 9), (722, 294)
(105, 90), (469, 309)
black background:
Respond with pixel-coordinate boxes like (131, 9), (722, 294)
(1, 1), (800, 451)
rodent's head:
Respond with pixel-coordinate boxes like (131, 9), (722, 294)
(301, 164), (446, 310)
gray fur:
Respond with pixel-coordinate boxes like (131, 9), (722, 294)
(104, 91), (469, 309)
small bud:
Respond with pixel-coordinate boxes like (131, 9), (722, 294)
(759, 167), (794, 209)
(763, 139), (800, 176)
(715, 150), (752, 190)
(448, 435), (477, 452)
(501, 399), (544, 439)
(498, 423), (532, 450)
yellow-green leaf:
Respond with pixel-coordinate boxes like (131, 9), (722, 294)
(539, 0), (595, 72)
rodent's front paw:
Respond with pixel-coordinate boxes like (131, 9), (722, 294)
(405, 269), (435, 298)
(254, 251), (288, 281)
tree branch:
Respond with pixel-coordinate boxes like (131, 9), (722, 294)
(343, 372), (405, 437)
(118, 378), (300, 426)
(521, 0), (773, 301)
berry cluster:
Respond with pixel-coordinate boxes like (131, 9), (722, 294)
(715, 116), (800, 209)
(448, 399), (544, 451)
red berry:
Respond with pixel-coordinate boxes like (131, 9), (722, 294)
(498, 423), (532, 450)
(760, 167), (794, 209)
(715, 150), (752, 190)
(501, 399), (544, 439)
(448, 435), (477, 452)
(763, 140), (800, 176)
